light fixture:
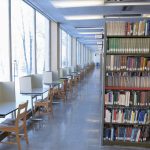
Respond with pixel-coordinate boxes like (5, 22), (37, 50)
(51, 0), (104, 8)
(143, 14), (150, 18)
(80, 40), (101, 42)
(97, 41), (103, 45)
(95, 34), (103, 39)
(76, 27), (104, 30)
(104, 2), (150, 6)
(79, 32), (103, 35)
(65, 15), (103, 20)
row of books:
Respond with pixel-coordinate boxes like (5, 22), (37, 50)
(105, 108), (150, 124)
(106, 75), (150, 88)
(104, 127), (150, 142)
(107, 38), (150, 53)
(105, 91), (150, 106)
(106, 56), (150, 71)
(106, 21), (150, 36)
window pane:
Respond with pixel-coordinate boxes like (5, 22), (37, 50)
(36, 12), (50, 73)
(0, 0), (10, 81)
(61, 30), (68, 68)
(67, 35), (71, 67)
(77, 41), (79, 65)
(11, 0), (35, 80)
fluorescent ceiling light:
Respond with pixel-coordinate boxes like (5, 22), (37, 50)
(79, 32), (103, 35)
(51, 1), (104, 8)
(95, 34), (103, 38)
(76, 27), (104, 30)
(143, 14), (150, 18)
(98, 45), (102, 48)
(65, 15), (103, 20)
(97, 41), (103, 45)
(81, 40), (101, 42)
(105, 16), (140, 19)
(105, 2), (150, 6)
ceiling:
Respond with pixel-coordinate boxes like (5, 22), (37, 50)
(24, 0), (150, 51)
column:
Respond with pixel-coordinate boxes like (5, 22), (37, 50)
(72, 37), (77, 67)
(50, 21), (60, 81)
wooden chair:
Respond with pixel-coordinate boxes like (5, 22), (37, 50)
(67, 79), (73, 92)
(0, 101), (28, 150)
(54, 80), (67, 102)
(35, 88), (54, 115)
(72, 75), (78, 86)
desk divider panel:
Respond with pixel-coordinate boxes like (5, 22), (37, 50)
(43, 71), (52, 84)
(63, 68), (68, 76)
(52, 71), (59, 81)
(59, 68), (64, 78)
(32, 74), (43, 89)
(66, 67), (70, 75)
(0, 82), (15, 102)
(19, 76), (32, 93)
(71, 66), (77, 72)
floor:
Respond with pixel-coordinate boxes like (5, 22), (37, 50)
(0, 68), (149, 150)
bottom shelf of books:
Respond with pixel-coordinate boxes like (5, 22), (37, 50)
(103, 140), (150, 148)
(103, 90), (150, 147)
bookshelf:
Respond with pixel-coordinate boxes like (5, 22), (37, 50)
(103, 21), (150, 148)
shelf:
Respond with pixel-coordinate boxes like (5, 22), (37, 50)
(105, 87), (150, 91)
(104, 122), (150, 126)
(106, 70), (150, 73)
(106, 53), (150, 56)
(107, 35), (150, 38)
(104, 105), (150, 109)
(103, 140), (150, 148)
(104, 22), (150, 148)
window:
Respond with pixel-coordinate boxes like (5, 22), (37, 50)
(67, 34), (72, 67)
(61, 30), (68, 68)
(77, 41), (80, 65)
(36, 12), (50, 73)
(11, 0), (35, 80)
(0, 0), (10, 81)
(80, 44), (84, 65)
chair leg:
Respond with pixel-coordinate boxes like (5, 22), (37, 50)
(23, 121), (29, 144)
(16, 131), (21, 150)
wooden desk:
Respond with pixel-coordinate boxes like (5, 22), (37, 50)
(44, 82), (61, 88)
(20, 88), (49, 117)
(59, 77), (69, 80)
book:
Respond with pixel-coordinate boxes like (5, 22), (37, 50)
(107, 20), (150, 36)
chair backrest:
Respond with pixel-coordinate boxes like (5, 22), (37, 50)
(48, 88), (54, 104)
(63, 80), (67, 92)
(16, 101), (28, 125)
(68, 79), (72, 90)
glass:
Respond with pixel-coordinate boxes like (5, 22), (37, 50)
(36, 12), (50, 73)
(0, 0), (10, 81)
(11, 0), (35, 80)
(77, 41), (80, 65)
(67, 35), (72, 67)
(61, 30), (68, 68)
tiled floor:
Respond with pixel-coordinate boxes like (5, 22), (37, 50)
(0, 68), (149, 150)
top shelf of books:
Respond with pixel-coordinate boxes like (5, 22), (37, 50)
(107, 35), (150, 38)
(106, 21), (150, 36)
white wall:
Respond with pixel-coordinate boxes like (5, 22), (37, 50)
(93, 52), (100, 63)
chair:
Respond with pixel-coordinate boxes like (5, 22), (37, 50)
(54, 80), (67, 102)
(35, 88), (54, 115)
(0, 101), (28, 150)
(67, 78), (72, 92)
(72, 75), (78, 86)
